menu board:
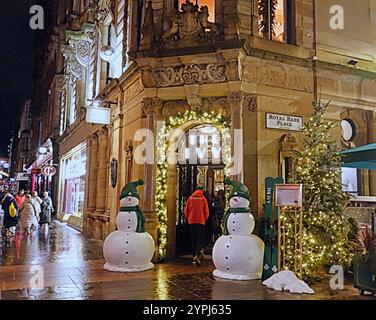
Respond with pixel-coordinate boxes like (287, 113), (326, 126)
(275, 184), (303, 207)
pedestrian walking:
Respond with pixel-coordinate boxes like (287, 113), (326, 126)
(31, 191), (42, 221)
(184, 187), (209, 266)
(1, 191), (18, 238)
(40, 191), (54, 232)
(19, 194), (39, 235)
(14, 189), (25, 208)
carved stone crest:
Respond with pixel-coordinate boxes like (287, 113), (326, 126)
(141, 0), (223, 50)
(160, 0), (222, 48)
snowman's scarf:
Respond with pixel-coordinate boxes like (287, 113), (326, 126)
(120, 206), (141, 212)
(119, 206), (145, 233)
(227, 207), (250, 214)
(223, 207), (250, 235)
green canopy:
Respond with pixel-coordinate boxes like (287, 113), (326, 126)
(340, 143), (376, 170)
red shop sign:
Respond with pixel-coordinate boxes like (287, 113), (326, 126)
(41, 166), (57, 177)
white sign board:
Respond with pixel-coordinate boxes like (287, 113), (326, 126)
(86, 106), (110, 125)
(16, 173), (29, 182)
(266, 113), (303, 131)
(275, 184), (303, 207)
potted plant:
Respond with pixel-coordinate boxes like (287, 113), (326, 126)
(353, 228), (376, 295)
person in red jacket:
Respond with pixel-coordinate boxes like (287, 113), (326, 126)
(184, 187), (209, 265)
(14, 189), (26, 208)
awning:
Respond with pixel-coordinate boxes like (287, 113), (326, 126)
(340, 143), (376, 170)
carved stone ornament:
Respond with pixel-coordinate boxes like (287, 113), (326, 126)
(141, 0), (223, 50)
(110, 158), (118, 188)
(154, 63), (227, 87)
(280, 133), (298, 151)
(73, 40), (91, 66)
(244, 95), (257, 112)
(61, 45), (82, 80)
(159, 0), (222, 49)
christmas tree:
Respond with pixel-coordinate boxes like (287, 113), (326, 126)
(287, 101), (354, 280)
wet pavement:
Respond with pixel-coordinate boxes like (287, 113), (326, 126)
(0, 221), (375, 300)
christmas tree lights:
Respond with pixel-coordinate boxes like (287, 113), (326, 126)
(287, 101), (354, 280)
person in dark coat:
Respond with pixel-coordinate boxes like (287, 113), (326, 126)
(203, 189), (215, 251)
(40, 191), (54, 232)
(213, 189), (226, 239)
(1, 192), (18, 237)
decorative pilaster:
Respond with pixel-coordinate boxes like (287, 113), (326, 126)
(228, 92), (244, 182)
(96, 127), (109, 213)
(142, 98), (162, 212)
(87, 133), (99, 212)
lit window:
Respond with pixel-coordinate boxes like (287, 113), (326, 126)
(178, 0), (215, 22)
(341, 119), (355, 142)
(259, 0), (295, 43)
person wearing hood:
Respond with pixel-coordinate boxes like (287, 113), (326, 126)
(19, 194), (39, 235)
(184, 187), (209, 266)
(1, 191), (18, 237)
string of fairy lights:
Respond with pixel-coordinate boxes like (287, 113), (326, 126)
(155, 110), (231, 259)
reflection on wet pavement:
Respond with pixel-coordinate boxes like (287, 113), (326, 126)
(0, 221), (375, 300)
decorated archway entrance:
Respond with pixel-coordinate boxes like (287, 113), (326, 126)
(155, 110), (231, 260)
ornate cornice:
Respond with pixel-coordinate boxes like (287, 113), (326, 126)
(154, 63), (227, 88)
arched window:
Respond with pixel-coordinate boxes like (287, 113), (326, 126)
(106, 22), (116, 82)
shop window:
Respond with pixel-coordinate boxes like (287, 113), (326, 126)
(61, 143), (87, 216)
(341, 119), (356, 142)
(258, 0), (295, 44)
(176, 0), (215, 22)
(341, 167), (358, 196)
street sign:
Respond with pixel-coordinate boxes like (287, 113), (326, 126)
(41, 166), (57, 177)
(266, 113), (303, 131)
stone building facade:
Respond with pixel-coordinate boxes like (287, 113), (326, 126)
(48, 0), (376, 261)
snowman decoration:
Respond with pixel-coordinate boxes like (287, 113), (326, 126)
(212, 179), (264, 280)
(103, 180), (155, 272)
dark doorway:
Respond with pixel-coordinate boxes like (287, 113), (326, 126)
(176, 164), (225, 257)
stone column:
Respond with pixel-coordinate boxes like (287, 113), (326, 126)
(142, 98), (160, 211)
(229, 92), (244, 182)
(142, 98), (161, 261)
(96, 127), (109, 213)
(369, 112), (376, 196)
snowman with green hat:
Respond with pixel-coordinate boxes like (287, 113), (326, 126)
(212, 178), (264, 280)
(103, 179), (155, 272)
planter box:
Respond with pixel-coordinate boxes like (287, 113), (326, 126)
(354, 260), (376, 295)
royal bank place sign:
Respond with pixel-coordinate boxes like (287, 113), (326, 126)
(265, 113), (303, 132)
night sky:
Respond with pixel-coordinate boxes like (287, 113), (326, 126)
(0, 0), (37, 157)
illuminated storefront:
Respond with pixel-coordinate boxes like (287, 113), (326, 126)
(59, 142), (87, 218)
(28, 138), (54, 195)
